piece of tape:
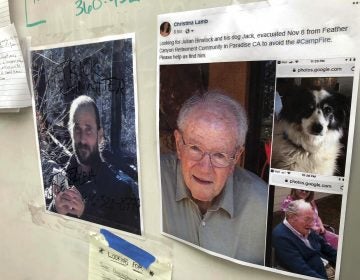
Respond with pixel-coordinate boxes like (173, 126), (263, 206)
(100, 229), (156, 269)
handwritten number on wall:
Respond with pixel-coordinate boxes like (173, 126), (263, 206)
(75, 0), (103, 16)
(25, 0), (140, 26)
(75, 0), (140, 17)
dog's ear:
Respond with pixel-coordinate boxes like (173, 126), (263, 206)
(279, 86), (314, 123)
(327, 92), (350, 130)
(278, 86), (298, 118)
(335, 93), (351, 129)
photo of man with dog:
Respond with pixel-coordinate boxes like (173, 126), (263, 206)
(271, 77), (353, 177)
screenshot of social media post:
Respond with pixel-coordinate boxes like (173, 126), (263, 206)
(157, 1), (360, 279)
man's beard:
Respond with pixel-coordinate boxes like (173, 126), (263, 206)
(74, 142), (101, 167)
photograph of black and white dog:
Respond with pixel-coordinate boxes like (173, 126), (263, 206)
(271, 77), (352, 176)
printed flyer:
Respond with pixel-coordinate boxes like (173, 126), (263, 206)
(157, 1), (360, 279)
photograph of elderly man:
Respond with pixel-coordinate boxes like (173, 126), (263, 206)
(272, 199), (337, 279)
(159, 61), (274, 264)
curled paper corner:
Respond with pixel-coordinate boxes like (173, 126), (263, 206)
(150, 257), (173, 270)
(89, 231), (98, 238)
(27, 201), (74, 227)
(28, 202), (46, 225)
(89, 231), (109, 245)
(27, 200), (88, 238)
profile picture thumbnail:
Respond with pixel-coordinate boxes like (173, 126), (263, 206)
(160, 22), (171, 37)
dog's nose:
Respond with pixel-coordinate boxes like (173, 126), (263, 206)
(311, 123), (323, 135)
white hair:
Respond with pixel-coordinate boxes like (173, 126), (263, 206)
(177, 91), (248, 146)
(284, 199), (313, 219)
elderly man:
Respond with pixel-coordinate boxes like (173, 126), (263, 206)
(272, 199), (337, 279)
(49, 95), (140, 234)
(161, 91), (268, 264)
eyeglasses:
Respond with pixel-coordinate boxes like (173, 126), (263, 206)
(179, 132), (237, 168)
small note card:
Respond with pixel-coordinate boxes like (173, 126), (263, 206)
(89, 229), (172, 280)
(0, 24), (31, 110)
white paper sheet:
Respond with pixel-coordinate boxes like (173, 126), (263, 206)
(89, 232), (172, 280)
(157, 1), (360, 279)
(0, 24), (31, 109)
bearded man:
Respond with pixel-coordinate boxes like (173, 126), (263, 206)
(49, 95), (140, 234)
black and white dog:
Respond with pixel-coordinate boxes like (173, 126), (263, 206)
(271, 87), (349, 176)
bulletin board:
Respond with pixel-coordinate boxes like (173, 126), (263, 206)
(0, 0), (359, 279)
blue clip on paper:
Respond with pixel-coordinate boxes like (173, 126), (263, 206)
(100, 229), (156, 269)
